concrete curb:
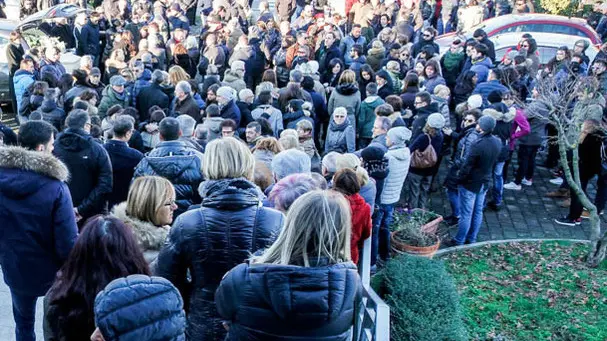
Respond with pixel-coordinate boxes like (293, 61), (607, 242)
(435, 238), (590, 257)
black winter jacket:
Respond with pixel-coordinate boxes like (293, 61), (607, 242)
(53, 128), (113, 220)
(103, 140), (144, 209)
(133, 140), (204, 216)
(156, 178), (284, 341)
(215, 260), (362, 341)
(137, 83), (170, 122)
(37, 99), (66, 131)
(458, 132), (502, 193)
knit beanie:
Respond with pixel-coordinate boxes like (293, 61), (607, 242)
(478, 115), (496, 133)
(427, 113), (446, 129)
(216, 86), (235, 101)
(387, 126), (412, 146)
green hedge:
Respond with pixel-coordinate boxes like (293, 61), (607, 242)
(372, 255), (468, 341)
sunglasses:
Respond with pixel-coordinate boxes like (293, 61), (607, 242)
(423, 34), (432, 37)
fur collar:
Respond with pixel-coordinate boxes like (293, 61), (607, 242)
(110, 202), (170, 251)
(0, 146), (69, 182)
(483, 108), (516, 123)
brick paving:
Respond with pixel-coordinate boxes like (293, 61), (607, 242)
(428, 161), (601, 244)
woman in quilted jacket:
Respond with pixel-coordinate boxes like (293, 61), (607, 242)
(156, 137), (284, 341)
(215, 190), (362, 340)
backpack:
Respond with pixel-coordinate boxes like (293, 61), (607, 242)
(411, 134), (438, 168)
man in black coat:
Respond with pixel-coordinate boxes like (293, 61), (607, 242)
(0, 121), (78, 341)
(410, 91), (439, 141)
(172, 81), (201, 122)
(137, 70), (170, 122)
(103, 115), (144, 209)
(473, 29), (496, 63)
(53, 109), (113, 224)
(316, 31), (342, 74)
(78, 12), (101, 64)
(445, 115), (501, 247)
(133, 117), (204, 217)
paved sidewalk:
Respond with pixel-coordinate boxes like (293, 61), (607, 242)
(428, 162), (598, 243)
(0, 269), (44, 341)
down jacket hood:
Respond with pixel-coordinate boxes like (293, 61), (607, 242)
(335, 82), (359, 96)
(111, 202), (169, 251)
(198, 177), (265, 209)
(0, 146), (69, 198)
(215, 261), (361, 340)
(94, 275), (186, 341)
(223, 69), (244, 83)
(483, 107), (516, 123)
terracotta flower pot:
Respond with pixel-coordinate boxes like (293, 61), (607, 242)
(410, 208), (443, 234)
(391, 231), (441, 258)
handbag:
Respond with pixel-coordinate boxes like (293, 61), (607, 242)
(411, 134), (438, 169)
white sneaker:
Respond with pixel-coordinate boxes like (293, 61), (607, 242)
(522, 178), (533, 186)
(549, 178), (563, 185)
(504, 182), (522, 190)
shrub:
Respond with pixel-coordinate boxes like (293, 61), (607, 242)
(372, 255), (467, 341)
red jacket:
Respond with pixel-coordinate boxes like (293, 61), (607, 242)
(347, 193), (372, 264)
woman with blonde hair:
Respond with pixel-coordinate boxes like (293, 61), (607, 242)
(336, 153), (376, 209)
(111, 176), (177, 263)
(215, 190), (362, 340)
(104, 48), (128, 83)
(252, 136), (284, 171)
(168, 65), (191, 86)
(156, 137), (284, 341)
(327, 69), (361, 131)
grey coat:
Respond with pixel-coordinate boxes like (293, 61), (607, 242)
(519, 102), (548, 146)
(251, 104), (284, 137)
(324, 119), (356, 154)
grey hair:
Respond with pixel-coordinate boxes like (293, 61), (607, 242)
(332, 107), (348, 117)
(113, 115), (135, 138)
(175, 80), (192, 94)
(195, 124), (208, 139)
(255, 81), (274, 96)
(176, 114), (197, 136)
(151, 69), (166, 84)
(375, 116), (392, 132)
(321, 151), (340, 175)
(251, 190), (352, 266)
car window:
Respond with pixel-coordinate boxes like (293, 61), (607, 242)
(537, 46), (558, 65)
(495, 46), (515, 62)
(495, 23), (589, 38)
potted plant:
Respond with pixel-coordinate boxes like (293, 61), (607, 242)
(391, 209), (441, 258)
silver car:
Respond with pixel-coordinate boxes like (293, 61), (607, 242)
(0, 4), (85, 103)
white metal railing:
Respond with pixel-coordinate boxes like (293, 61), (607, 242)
(354, 238), (390, 341)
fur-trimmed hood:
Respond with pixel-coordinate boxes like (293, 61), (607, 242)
(0, 146), (69, 182)
(482, 107), (516, 123)
(110, 202), (169, 252)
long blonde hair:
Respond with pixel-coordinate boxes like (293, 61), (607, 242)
(168, 65), (190, 85)
(252, 190), (352, 266)
(126, 176), (175, 226)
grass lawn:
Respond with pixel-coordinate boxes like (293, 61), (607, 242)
(442, 241), (607, 341)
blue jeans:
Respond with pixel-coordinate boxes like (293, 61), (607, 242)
(492, 161), (505, 205)
(447, 188), (460, 218)
(371, 203), (394, 265)
(455, 185), (487, 245)
(10, 290), (38, 341)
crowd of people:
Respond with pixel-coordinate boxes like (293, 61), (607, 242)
(3, 0), (607, 340)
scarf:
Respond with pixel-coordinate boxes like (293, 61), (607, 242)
(443, 51), (464, 71)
